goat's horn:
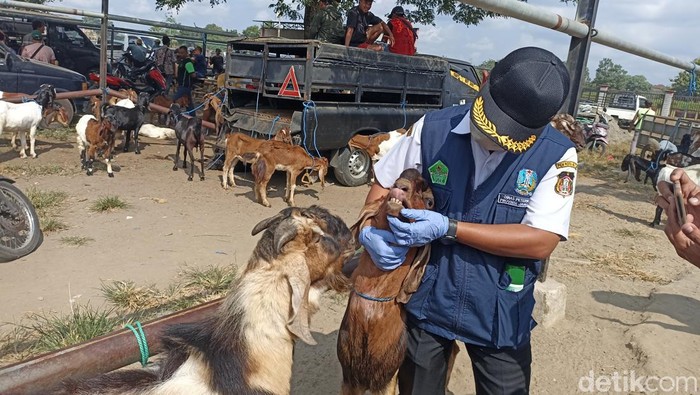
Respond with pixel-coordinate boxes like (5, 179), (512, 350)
(251, 207), (294, 236)
(273, 218), (299, 254)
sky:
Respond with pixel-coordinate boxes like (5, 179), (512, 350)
(47, 0), (699, 86)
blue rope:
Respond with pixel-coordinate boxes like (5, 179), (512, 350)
(268, 115), (280, 140)
(181, 87), (227, 115)
(302, 100), (321, 157)
(125, 321), (150, 367)
(400, 99), (407, 129)
(689, 63), (697, 97)
(353, 288), (394, 303)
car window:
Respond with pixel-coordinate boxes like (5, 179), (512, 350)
(140, 37), (155, 49)
(53, 25), (86, 47)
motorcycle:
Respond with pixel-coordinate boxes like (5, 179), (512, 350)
(0, 177), (43, 262)
(88, 55), (166, 95)
(583, 115), (609, 156)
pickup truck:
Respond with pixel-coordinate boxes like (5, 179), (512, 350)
(0, 42), (86, 122)
(604, 92), (647, 128)
(221, 37), (482, 186)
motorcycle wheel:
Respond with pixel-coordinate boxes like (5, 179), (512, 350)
(0, 181), (43, 263)
(586, 140), (608, 156)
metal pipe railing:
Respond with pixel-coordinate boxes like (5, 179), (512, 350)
(0, 299), (223, 395)
(458, 0), (696, 72)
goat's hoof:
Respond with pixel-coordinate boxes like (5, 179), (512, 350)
(200, 176), (205, 181)
(135, 151), (141, 155)
(172, 166), (178, 171)
(122, 147), (129, 152)
(108, 173), (114, 178)
(187, 176), (193, 181)
(87, 171), (93, 176)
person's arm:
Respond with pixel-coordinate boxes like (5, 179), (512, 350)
(380, 22), (395, 46)
(455, 223), (560, 260)
(345, 11), (357, 47)
(344, 27), (354, 47)
(656, 169), (700, 268)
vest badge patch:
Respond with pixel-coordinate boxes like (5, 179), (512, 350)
(555, 171), (575, 197)
(428, 160), (449, 186)
(555, 161), (578, 169)
(515, 168), (537, 196)
(497, 193), (530, 208)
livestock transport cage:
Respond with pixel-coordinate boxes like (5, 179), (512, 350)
(631, 114), (700, 159)
(218, 37), (481, 186)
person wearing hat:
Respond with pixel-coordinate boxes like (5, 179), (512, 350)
(307, 0), (345, 44)
(384, 6), (416, 55)
(21, 20), (45, 49)
(21, 30), (56, 65)
(360, 47), (577, 393)
(344, 0), (394, 51)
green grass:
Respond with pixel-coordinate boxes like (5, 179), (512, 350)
(37, 128), (73, 142)
(60, 236), (94, 246)
(180, 264), (238, 294)
(26, 189), (69, 233)
(91, 196), (129, 212)
(41, 218), (68, 233)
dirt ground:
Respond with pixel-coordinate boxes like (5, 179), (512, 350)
(0, 126), (698, 394)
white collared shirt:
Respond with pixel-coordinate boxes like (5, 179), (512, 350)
(374, 112), (578, 239)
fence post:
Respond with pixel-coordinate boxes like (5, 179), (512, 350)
(596, 84), (609, 111)
(661, 89), (675, 117)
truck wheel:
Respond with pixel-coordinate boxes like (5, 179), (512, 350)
(333, 147), (371, 187)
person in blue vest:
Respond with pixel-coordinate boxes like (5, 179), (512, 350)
(361, 46), (577, 394)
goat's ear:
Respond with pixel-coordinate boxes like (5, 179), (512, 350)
(285, 258), (316, 345)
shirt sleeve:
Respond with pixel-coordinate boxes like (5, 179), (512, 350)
(346, 9), (358, 29)
(521, 147), (578, 240)
(373, 117), (425, 188)
(367, 12), (383, 25)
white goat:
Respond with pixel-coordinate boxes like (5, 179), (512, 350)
(138, 123), (176, 139)
(59, 206), (354, 395)
(0, 85), (56, 158)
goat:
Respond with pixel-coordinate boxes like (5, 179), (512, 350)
(247, 144), (328, 207)
(138, 123), (176, 139)
(58, 205), (354, 395)
(348, 128), (408, 162)
(76, 115), (119, 177)
(220, 129), (293, 189)
(0, 84), (56, 158)
(337, 168), (439, 395)
(201, 92), (223, 135)
(9, 103), (70, 150)
(102, 92), (149, 154)
(168, 104), (205, 181)
(550, 113), (586, 150)
(150, 93), (189, 125)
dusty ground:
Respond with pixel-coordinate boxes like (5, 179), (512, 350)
(0, 126), (698, 394)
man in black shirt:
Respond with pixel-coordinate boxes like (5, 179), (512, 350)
(210, 48), (225, 75)
(344, 0), (394, 51)
(174, 45), (195, 111)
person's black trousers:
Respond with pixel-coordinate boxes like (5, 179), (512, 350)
(398, 320), (532, 395)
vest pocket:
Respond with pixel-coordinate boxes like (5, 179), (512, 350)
(430, 185), (452, 215)
(412, 264), (438, 321)
(494, 265), (537, 347)
(493, 203), (527, 224)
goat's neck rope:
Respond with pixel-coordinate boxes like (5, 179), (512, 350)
(352, 288), (394, 302)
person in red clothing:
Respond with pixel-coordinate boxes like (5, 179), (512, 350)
(386, 6), (416, 55)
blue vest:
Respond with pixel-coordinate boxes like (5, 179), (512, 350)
(406, 104), (573, 349)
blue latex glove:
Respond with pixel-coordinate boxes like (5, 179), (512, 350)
(359, 226), (409, 271)
(388, 208), (449, 247)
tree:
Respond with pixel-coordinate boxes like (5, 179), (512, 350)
(242, 25), (260, 38)
(592, 58), (629, 90)
(670, 58), (700, 94)
(477, 59), (497, 71)
(623, 74), (651, 92)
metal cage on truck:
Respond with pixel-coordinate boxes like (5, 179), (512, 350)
(220, 37), (481, 186)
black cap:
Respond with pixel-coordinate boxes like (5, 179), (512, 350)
(470, 47), (570, 153)
(391, 6), (405, 16)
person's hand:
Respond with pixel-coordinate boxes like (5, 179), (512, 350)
(387, 209), (449, 247)
(388, 36), (395, 47)
(656, 169), (700, 268)
(359, 226), (409, 271)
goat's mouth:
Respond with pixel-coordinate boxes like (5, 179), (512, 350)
(386, 186), (408, 217)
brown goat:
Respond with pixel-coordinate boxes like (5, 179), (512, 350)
(150, 94), (190, 125)
(550, 113), (586, 151)
(248, 144), (329, 207)
(220, 129), (293, 189)
(337, 168), (436, 395)
(58, 205), (354, 395)
(201, 92), (224, 135)
(77, 115), (119, 177)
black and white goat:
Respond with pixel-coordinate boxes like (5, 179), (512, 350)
(0, 84), (56, 158)
(168, 104), (205, 181)
(58, 205), (354, 395)
(102, 92), (149, 154)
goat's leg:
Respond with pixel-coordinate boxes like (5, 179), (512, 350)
(198, 142), (205, 181)
(173, 140), (182, 171)
(29, 126), (37, 158)
(86, 146), (96, 176)
(122, 130), (131, 152)
(10, 132), (17, 150)
(79, 148), (87, 170)
(286, 171), (299, 207)
(257, 174), (272, 207)
(372, 371), (399, 395)
(133, 126), (141, 154)
(227, 157), (239, 188)
(341, 383), (365, 395)
(18, 131), (28, 159)
(186, 145), (195, 181)
(651, 205), (663, 227)
(104, 144), (114, 178)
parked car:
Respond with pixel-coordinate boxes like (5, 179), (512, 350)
(605, 92), (647, 128)
(0, 17), (101, 78)
(0, 42), (86, 123)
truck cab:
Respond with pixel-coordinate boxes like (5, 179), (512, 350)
(605, 92), (647, 128)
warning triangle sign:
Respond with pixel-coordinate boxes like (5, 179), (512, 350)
(278, 66), (302, 98)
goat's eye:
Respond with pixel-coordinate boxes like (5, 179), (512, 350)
(424, 198), (434, 209)
(401, 186), (409, 192)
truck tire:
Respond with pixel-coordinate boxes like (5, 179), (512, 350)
(333, 147), (371, 187)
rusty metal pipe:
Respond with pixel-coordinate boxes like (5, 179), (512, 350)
(0, 299), (223, 395)
(1, 89), (216, 130)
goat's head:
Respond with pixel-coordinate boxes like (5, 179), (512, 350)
(35, 84), (56, 108)
(137, 92), (150, 108)
(167, 103), (182, 127)
(44, 103), (70, 127)
(250, 206), (353, 344)
(273, 128), (293, 144)
(386, 168), (434, 217)
(550, 113), (586, 151)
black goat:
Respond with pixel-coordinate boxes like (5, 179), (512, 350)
(169, 104), (205, 181)
(101, 92), (149, 154)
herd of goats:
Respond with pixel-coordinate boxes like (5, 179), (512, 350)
(3, 85), (699, 394)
